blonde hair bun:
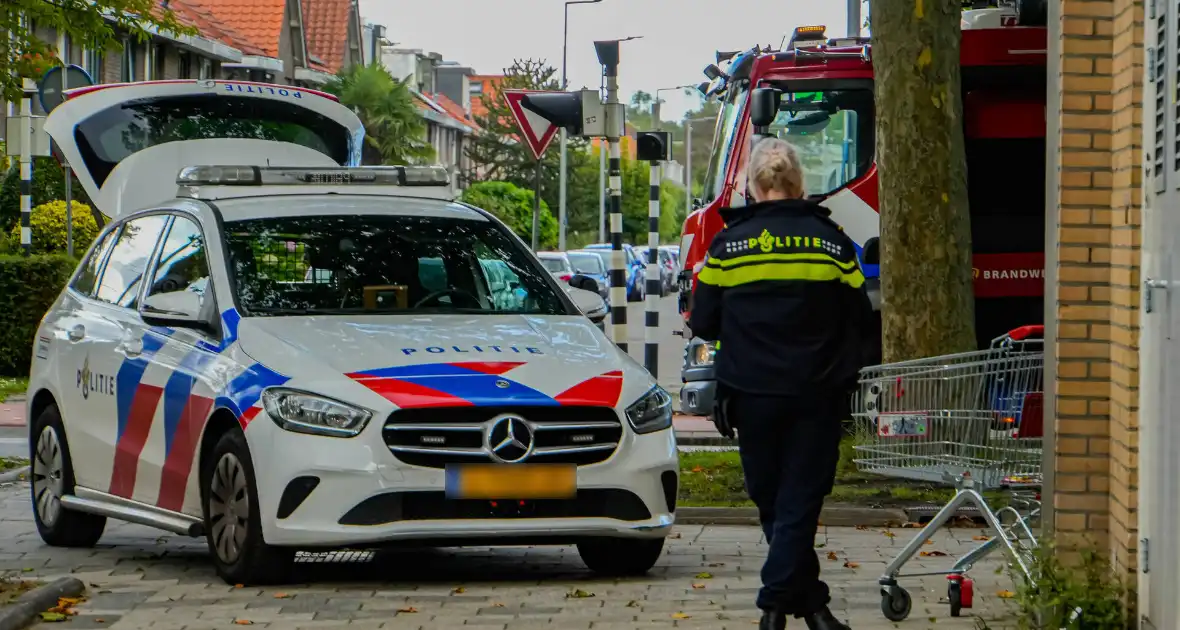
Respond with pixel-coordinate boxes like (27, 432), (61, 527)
(749, 137), (805, 199)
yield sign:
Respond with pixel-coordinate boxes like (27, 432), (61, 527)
(504, 90), (560, 160)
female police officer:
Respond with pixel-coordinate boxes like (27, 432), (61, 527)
(689, 138), (872, 630)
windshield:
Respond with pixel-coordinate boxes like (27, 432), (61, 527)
(74, 95), (352, 188)
(702, 83), (748, 203)
(764, 86), (875, 197)
(567, 252), (604, 274)
(222, 214), (570, 316)
(540, 257), (568, 272)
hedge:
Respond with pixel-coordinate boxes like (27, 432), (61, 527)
(0, 158), (94, 234)
(0, 254), (77, 376)
(7, 200), (100, 255)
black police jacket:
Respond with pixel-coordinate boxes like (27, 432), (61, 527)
(688, 198), (874, 398)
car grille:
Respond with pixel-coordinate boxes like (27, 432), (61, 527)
(383, 407), (623, 468)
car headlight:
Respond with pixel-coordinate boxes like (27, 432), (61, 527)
(686, 339), (718, 368)
(262, 388), (373, 438)
(625, 386), (673, 434)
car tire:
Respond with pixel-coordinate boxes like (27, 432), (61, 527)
(202, 430), (294, 586)
(577, 537), (665, 576)
(29, 404), (107, 548)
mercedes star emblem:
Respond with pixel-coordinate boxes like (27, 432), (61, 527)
(495, 379), (510, 389)
(485, 415), (534, 463)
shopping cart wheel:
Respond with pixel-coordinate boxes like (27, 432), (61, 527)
(880, 585), (912, 622)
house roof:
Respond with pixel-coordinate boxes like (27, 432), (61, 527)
(429, 92), (481, 133)
(165, 0), (266, 56)
(183, 0), (287, 57)
(469, 74), (503, 119)
(301, 0), (353, 74)
(413, 90), (477, 134)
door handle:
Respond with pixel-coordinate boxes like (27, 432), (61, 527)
(67, 325), (85, 342)
(121, 337), (144, 358)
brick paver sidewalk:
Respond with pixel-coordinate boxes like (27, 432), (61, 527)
(0, 481), (1016, 629)
(0, 401), (24, 427)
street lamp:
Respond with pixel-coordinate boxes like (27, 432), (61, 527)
(559, 0), (604, 251)
(652, 84), (695, 132)
(684, 115), (715, 217)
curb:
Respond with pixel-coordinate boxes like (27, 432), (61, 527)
(0, 577), (85, 630)
(0, 467), (29, 484)
(678, 504), (908, 528)
(676, 436), (737, 447)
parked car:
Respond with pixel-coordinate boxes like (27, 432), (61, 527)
(581, 243), (645, 302)
(536, 251), (574, 283)
(566, 250), (611, 306)
(638, 248), (675, 296)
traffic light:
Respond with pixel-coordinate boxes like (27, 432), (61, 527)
(520, 89), (605, 137)
(636, 131), (671, 162)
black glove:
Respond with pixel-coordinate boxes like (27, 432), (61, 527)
(712, 396), (736, 439)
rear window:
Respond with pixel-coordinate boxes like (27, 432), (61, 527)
(540, 257), (567, 272)
(568, 252), (604, 274)
(73, 95), (352, 188)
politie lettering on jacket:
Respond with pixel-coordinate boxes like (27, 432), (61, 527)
(400, 346), (544, 356)
(725, 229), (846, 257)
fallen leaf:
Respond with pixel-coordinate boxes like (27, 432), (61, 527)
(695, 572), (713, 579)
(234, 584), (244, 589)
(902, 522), (922, 528)
(452, 587), (466, 594)
(566, 589), (595, 598)
(692, 583), (706, 589)
(919, 550), (948, 557)
(669, 532), (682, 539)
(21, 567), (33, 572)
(997, 590), (1015, 599)
(39, 612), (67, 622)
(691, 466), (704, 473)
(826, 551), (838, 561)
(973, 535), (991, 541)
(882, 530), (896, 539)
(672, 612), (691, 619)
(626, 600), (639, 608)
(814, 543), (826, 548)
(274, 593), (293, 599)
(924, 540), (934, 546)
(57, 598), (82, 607)
(64, 608), (79, 616)
(397, 607), (419, 613)
(855, 525), (869, 531)
(233, 621), (253, 626)
(492, 602), (506, 608)
(844, 561), (860, 569)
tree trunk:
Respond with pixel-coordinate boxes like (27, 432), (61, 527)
(871, 0), (976, 362)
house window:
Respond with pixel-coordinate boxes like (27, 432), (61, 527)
(179, 51), (192, 78)
(84, 48), (103, 80)
(152, 44), (165, 80)
(121, 40), (137, 82)
(198, 58), (213, 80)
(469, 83), (483, 95)
(59, 34), (72, 65)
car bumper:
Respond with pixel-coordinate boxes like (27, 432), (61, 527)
(248, 413), (679, 548)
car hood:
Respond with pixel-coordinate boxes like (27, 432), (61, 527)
(235, 313), (653, 410)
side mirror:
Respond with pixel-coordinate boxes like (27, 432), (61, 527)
(749, 87), (782, 128)
(703, 64), (723, 80)
(567, 286), (608, 324)
(141, 291), (212, 331)
(568, 274), (600, 294)
(862, 237), (880, 266)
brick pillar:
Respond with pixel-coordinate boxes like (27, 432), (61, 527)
(1054, 0), (1115, 549)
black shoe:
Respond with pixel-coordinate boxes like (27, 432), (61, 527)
(759, 610), (787, 630)
(804, 607), (851, 630)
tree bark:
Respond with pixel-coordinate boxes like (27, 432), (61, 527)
(871, 0), (976, 362)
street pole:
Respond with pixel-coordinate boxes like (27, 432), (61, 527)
(20, 79), (35, 256)
(684, 119), (692, 217)
(597, 40), (626, 351)
(559, 0), (603, 251)
(848, 0), (861, 36)
(645, 159), (661, 377)
(598, 141), (606, 242)
(61, 65), (73, 258)
(531, 160), (541, 250)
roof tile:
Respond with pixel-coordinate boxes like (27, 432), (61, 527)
(163, 0), (266, 56)
(301, 0), (352, 74)
(182, 0), (286, 57)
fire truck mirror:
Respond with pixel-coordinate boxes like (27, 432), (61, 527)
(750, 88), (782, 128)
(692, 198), (704, 210)
(862, 237), (881, 266)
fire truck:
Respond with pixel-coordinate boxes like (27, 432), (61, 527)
(678, 1), (1048, 419)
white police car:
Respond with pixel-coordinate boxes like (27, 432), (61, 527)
(27, 81), (678, 585)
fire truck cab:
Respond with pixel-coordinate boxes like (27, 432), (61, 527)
(678, 2), (1048, 417)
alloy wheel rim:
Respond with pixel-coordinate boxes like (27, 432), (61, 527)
(32, 427), (64, 527)
(209, 453), (250, 565)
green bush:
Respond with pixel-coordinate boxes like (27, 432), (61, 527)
(461, 181), (558, 249)
(0, 158), (94, 234)
(7, 200), (100, 255)
(0, 254), (77, 376)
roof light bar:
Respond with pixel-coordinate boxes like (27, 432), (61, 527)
(176, 165), (451, 187)
(788, 25), (827, 49)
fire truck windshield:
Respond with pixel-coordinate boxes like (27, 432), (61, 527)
(702, 83), (747, 204)
(766, 86), (874, 197)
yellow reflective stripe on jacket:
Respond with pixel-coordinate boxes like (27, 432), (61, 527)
(697, 253), (865, 289)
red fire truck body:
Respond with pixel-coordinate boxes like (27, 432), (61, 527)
(677, 7), (1048, 416)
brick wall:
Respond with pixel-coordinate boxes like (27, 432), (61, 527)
(1052, 0), (1143, 573)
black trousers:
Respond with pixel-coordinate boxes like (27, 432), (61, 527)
(730, 391), (843, 616)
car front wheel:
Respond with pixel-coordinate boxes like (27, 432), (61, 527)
(577, 537), (665, 576)
(202, 430), (293, 585)
(30, 405), (106, 547)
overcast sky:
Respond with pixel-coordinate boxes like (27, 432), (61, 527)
(357, 0), (853, 122)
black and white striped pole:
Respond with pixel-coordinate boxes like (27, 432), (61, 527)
(636, 131), (671, 377)
(595, 40), (628, 351)
(19, 79), (36, 255)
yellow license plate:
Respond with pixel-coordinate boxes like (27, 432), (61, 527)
(445, 464), (576, 499)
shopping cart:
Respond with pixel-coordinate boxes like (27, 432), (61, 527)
(851, 325), (1044, 621)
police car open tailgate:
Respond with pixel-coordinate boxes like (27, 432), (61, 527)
(43, 80), (364, 218)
